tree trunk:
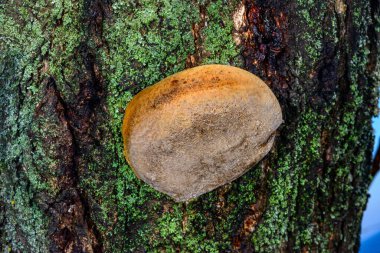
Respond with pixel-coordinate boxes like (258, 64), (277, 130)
(0, 0), (379, 252)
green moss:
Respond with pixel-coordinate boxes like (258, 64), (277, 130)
(47, 0), (84, 102)
(1, 2), (244, 249)
(201, 0), (241, 65)
(251, 110), (325, 252)
(250, 1), (375, 251)
(89, 0), (199, 250)
(86, 0), (246, 251)
(295, 0), (335, 76)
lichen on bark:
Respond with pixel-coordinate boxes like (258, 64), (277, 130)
(0, 0), (378, 252)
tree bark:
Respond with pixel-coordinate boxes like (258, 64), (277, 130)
(0, 0), (379, 252)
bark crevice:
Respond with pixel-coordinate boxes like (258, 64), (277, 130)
(40, 0), (110, 251)
(187, 3), (207, 67)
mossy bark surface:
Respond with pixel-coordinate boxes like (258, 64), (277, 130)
(0, 0), (379, 252)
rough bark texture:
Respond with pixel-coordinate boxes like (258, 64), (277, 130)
(0, 0), (379, 252)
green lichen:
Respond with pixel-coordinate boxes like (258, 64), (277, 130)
(0, 49), (49, 251)
(0, 0), (87, 250)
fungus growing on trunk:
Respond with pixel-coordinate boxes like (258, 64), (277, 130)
(122, 64), (282, 202)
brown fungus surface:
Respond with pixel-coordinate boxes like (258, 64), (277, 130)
(122, 64), (282, 202)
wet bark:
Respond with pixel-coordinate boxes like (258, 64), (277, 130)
(0, 0), (379, 252)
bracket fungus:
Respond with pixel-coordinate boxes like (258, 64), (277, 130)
(122, 64), (282, 202)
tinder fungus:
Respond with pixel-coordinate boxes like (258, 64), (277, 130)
(122, 65), (282, 202)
